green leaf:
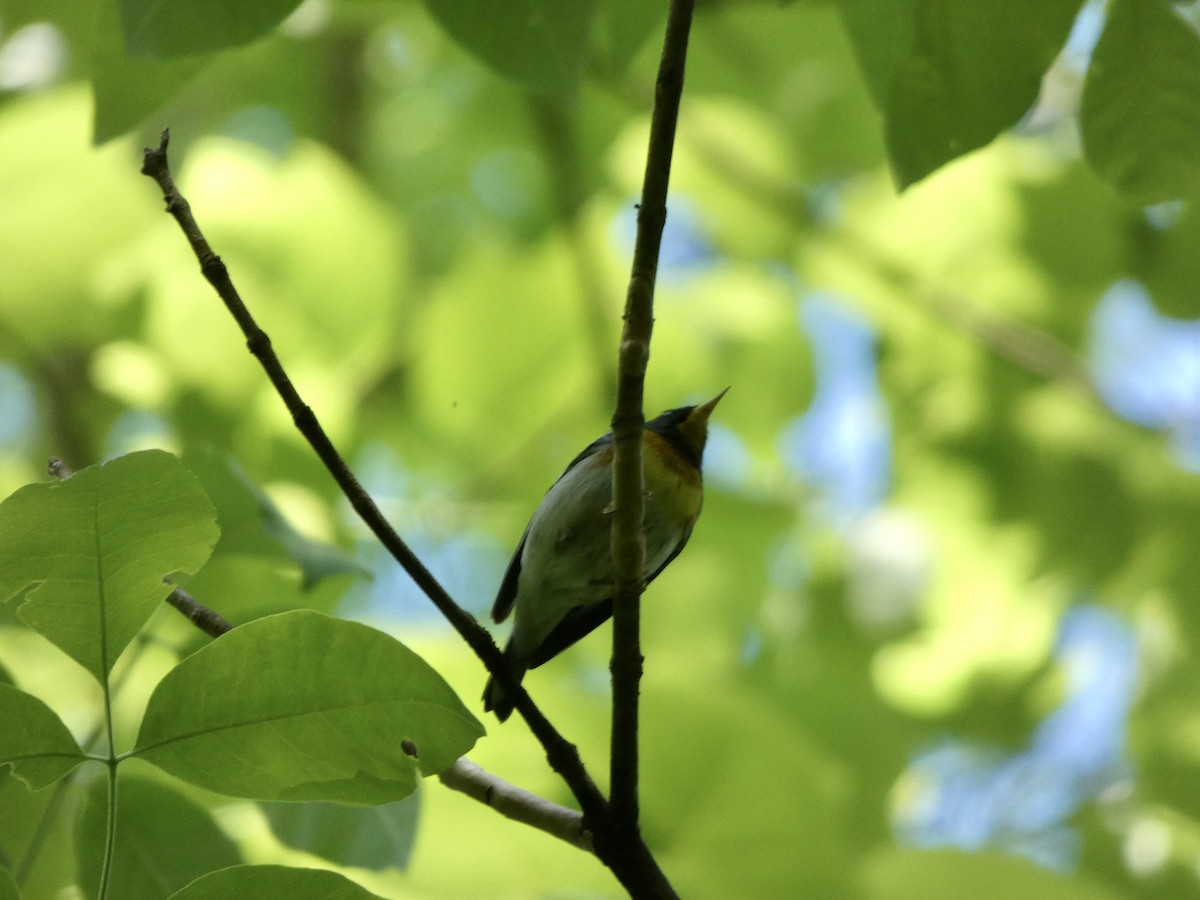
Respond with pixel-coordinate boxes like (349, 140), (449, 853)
(0, 867), (18, 900)
(75, 773), (241, 900)
(836, 0), (921, 109)
(0, 684), (86, 790)
(1081, 0), (1200, 205)
(260, 502), (367, 590)
(590, 0), (664, 75)
(133, 611), (483, 803)
(0, 450), (218, 681)
(117, 0), (304, 58)
(166, 865), (385, 900)
(871, 0), (1082, 187)
(183, 448), (367, 588)
(423, 0), (599, 98)
(91, 0), (212, 143)
(261, 792), (420, 871)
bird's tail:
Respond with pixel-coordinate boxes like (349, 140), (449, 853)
(482, 641), (526, 722)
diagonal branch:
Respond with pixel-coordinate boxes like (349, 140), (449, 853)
(138, 135), (676, 895)
(139, 130), (582, 781)
(610, 0), (695, 839)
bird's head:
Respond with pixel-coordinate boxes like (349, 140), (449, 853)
(646, 387), (729, 467)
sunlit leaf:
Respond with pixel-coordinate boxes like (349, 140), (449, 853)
(1081, 0), (1200, 204)
(133, 611), (483, 803)
(0, 450), (218, 681)
(0, 867), (17, 900)
(165, 865), (385, 900)
(75, 773), (241, 900)
(0, 684), (86, 790)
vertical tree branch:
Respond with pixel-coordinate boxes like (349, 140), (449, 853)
(610, 0), (696, 837)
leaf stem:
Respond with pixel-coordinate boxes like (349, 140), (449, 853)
(12, 630), (145, 887)
(97, 759), (118, 900)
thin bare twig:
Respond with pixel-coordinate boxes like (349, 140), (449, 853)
(164, 583), (232, 638)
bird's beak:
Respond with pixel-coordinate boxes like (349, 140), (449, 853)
(692, 386), (730, 424)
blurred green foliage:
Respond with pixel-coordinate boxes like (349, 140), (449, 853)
(1, 0), (1200, 898)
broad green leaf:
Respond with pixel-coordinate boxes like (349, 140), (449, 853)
(0, 684), (86, 790)
(423, 0), (599, 98)
(836, 0), (921, 109)
(117, 0), (304, 58)
(261, 792), (420, 871)
(91, 0), (212, 143)
(167, 865), (385, 900)
(876, 0), (1082, 187)
(1081, 0), (1200, 204)
(590, 0), (664, 76)
(0, 866), (17, 900)
(0, 450), (218, 681)
(75, 773), (241, 900)
(0, 0), (104, 63)
(133, 611), (483, 803)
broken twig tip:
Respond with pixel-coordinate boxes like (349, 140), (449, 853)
(140, 128), (171, 177)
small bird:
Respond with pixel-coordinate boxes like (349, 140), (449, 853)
(483, 389), (727, 721)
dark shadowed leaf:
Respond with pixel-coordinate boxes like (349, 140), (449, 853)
(423, 0), (598, 98)
(1081, 0), (1200, 204)
(75, 773), (241, 900)
(166, 865), (385, 900)
(183, 447), (367, 588)
(91, 0), (211, 143)
(261, 792), (420, 871)
(117, 0), (304, 57)
(841, 0), (1082, 187)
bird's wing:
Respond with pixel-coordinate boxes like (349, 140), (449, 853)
(646, 519), (695, 584)
(491, 431), (615, 624)
(526, 599), (613, 668)
(524, 521), (695, 669)
(490, 525), (528, 623)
